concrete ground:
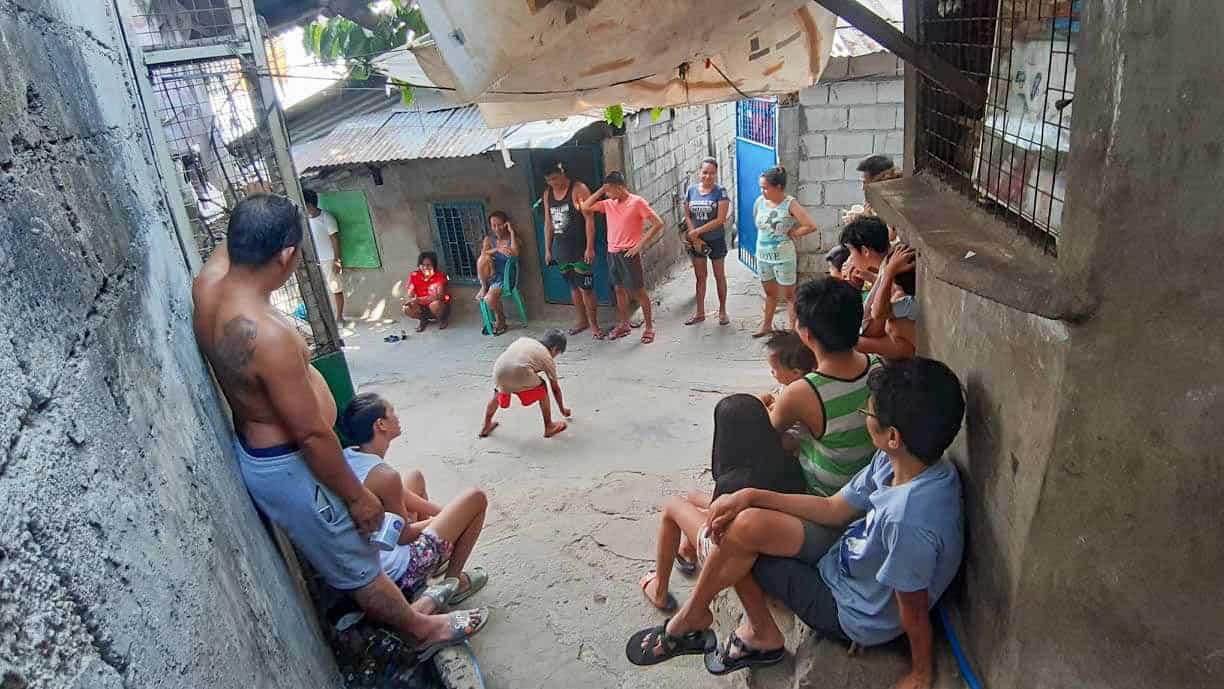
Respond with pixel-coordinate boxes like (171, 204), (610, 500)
(343, 259), (780, 689)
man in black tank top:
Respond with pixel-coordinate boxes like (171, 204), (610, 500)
(542, 159), (604, 338)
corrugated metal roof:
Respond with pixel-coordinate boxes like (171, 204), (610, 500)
(830, 0), (902, 58)
(294, 105), (597, 172)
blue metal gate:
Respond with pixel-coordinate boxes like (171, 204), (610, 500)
(735, 98), (778, 272)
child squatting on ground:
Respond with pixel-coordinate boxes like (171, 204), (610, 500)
(480, 329), (571, 438)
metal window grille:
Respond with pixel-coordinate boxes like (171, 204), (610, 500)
(431, 202), (487, 284)
(126, 0), (247, 51)
(737, 98), (778, 148)
(918, 0), (1078, 250)
(140, 46), (338, 356)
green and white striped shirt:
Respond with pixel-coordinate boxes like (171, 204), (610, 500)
(796, 355), (881, 496)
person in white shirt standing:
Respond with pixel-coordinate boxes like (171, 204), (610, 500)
(303, 189), (344, 323)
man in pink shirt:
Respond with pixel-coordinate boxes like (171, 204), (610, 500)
(581, 172), (665, 344)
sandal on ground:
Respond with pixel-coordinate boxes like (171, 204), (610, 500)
(718, 314), (731, 325)
(384, 335), (401, 343)
(447, 568), (488, 606)
(438, 319), (450, 330)
(415, 608), (490, 663)
(492, 323), (507, 336)
(703, 631), (785, 675)
(608, 324), (632, 340)
(416, 577), (460, 611)
(640, 329), (656, 344)
(638, 571), (678, 612)
(675, 553), (698, 577)
(684, 315), (705, 326)
(568, 325), (589, 336)
(591, 327), (607, 340)
(416, 322), (428, 333)
(625, 617), (716, 666)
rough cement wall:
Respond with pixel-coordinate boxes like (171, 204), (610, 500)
(913, 2), (1224, 688)
(308, 154), (541, 319)
(0, 2), (341, 687)
(793, 56), (904, 279)
(917, 274), (1068, 687)
(996, 2), (1223, 687)
(625, 104), (735, 289)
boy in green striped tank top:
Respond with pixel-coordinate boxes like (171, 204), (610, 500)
(770, 278), (879, 496)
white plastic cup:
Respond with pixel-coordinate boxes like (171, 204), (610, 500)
(369, 511), (404, 552)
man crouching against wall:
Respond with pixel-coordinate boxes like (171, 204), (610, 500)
(192, 193), (487, 654)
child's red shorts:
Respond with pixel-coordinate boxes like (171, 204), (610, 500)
(496, 383), (547, 409)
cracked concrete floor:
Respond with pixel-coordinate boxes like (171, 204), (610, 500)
(344, 260), (777, 689)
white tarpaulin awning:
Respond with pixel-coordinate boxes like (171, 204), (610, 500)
(374, 1), (837, 127)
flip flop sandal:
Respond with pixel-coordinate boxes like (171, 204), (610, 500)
(416, 577), (460, 611)
(384, 335), (401, 342)
(674, 553), (698, 577)
(684, 315), (706, 326)
(447, 568), (488, 606)
(718, 315), (731, 326)
(568, 325), (589, 336)
(591, 328), (607, 340)
(625, 617), (717, 667)
(638, 571), (678, 612)
(703, 631), (786, 675)
(492, 324), (507, 336)
(609, 325), (632, 340)
(640, 330), (656, 345)
(415, 608), (490, 664)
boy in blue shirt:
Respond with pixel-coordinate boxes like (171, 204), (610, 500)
(627, 358), (965, 689)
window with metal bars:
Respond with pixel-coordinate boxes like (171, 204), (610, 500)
(918, 0), (1079, 251)
(736, 98), (778, 148)
(430, 201), (487, 283)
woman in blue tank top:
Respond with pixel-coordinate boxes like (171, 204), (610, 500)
(751, 166), (817, 336)
(477, 210), (519, 335)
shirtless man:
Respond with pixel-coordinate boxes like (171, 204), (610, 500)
(192, 194), (485, 653)
(542, 159), (603, 338)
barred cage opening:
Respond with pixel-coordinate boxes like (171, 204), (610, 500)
(737, 98), (778, 148)
(148, 55), (338, 356)
(126, 0), (248, 51)
(919, 0), (1078, 251)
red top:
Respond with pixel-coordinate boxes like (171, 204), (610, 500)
(407, 270), (450, 303)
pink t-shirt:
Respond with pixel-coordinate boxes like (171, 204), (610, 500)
(599, 194), (652, 252)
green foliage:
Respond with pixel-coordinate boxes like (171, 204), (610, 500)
(650, 107), (665, 122)
(302, 3), (429, 91)
(603, 104), (625, 128)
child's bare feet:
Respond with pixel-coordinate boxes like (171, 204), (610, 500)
(544, 421), (568, 438)
(479, 421), (499, 438)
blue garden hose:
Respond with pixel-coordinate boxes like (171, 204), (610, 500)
(936, 604), (984, 689)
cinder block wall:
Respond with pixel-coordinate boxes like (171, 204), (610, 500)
(792, 55), (904, 278)
(623, 103), (738, 290)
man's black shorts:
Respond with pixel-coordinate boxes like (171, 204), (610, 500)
(752, 520), (850, 641)
(562, 267), (595, 291)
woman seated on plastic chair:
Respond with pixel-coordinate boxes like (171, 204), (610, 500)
(476, 210), (519, 336)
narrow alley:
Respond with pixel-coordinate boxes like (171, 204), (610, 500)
(346, 261), (772, 689)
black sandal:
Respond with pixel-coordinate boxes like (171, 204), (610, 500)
(704, 631), (785, 675)
(625, 617), (716, 666)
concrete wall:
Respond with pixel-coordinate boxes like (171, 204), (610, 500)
(0, 2), (341, 688)
(624, 103), (738, 289)
(308, 154), (541, 320)
(793, 53), (905, 278)
(904, 2), (1224, 688)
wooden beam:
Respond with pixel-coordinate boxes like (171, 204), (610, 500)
(811, 0), (986, 112)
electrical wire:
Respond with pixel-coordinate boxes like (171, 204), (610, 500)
(705, 58), (752, 100)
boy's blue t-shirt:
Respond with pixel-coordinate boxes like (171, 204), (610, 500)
(818, 450), (964, 646)
(685, 184), (729, 240)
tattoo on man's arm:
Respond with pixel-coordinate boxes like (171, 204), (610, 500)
(214, 316), (258, 387)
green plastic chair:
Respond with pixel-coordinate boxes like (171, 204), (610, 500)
(479, 255), (528, 335)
